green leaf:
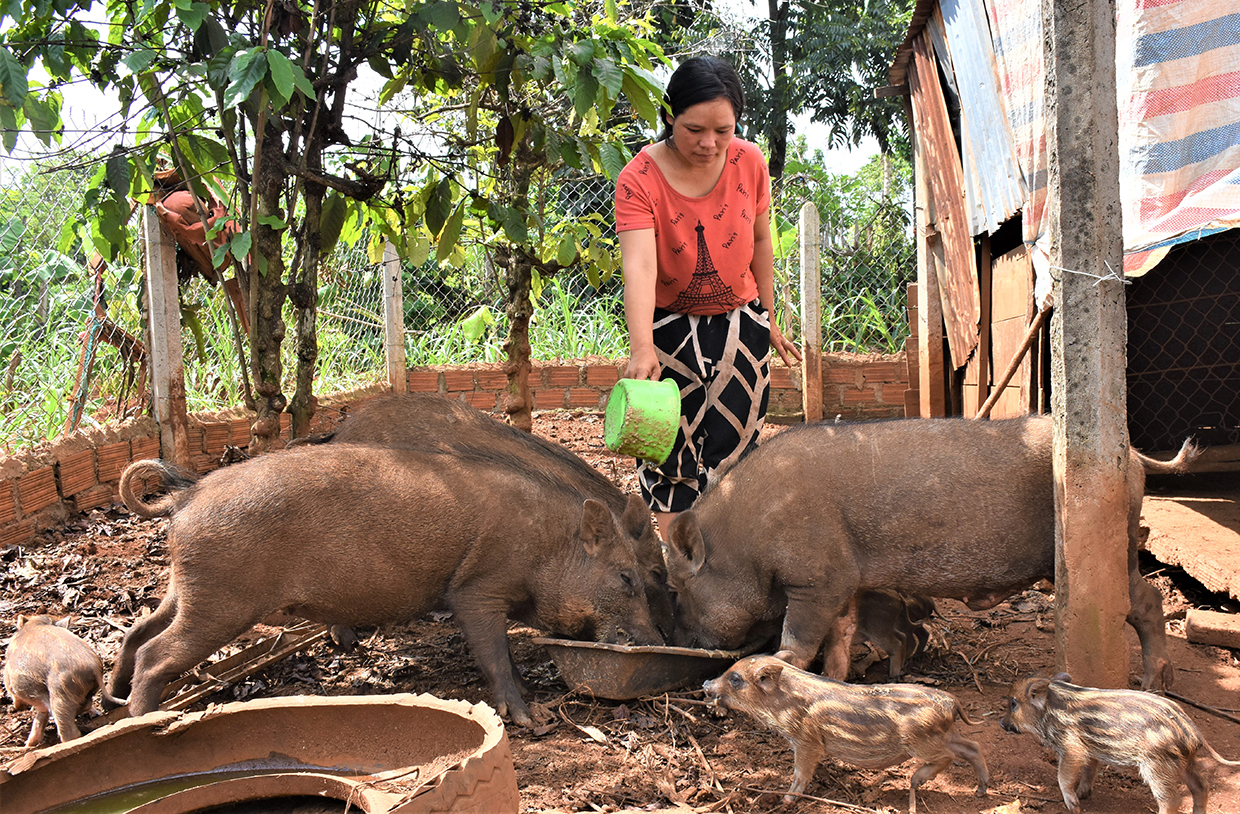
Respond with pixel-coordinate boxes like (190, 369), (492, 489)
(22, 94), (60, 147)
(0, 48), (28, 108)
(123, 48), (158, 74)
(265, 50), (297, 108)
(594, 58), (623, 96)
(556, 235), (577, 267)
(0, 218), (22, 254)
(479, 0), (502, 25)
(406, 232), (431, 266)
(605, 0), (617, 21)
(223, 48), (267, 109)
(257, 213), (288, 230)
(622, 72), (659, 131)
(568, 41), (595, 67)
(320, 192), (347, 255)
(175, 1), (210, 30)
(425, 178), (453, 237)
(459, 305), (494, 342)
(435, 201), (465, 263)
(105, 148), (131, 199)
(573, 70), (599, 119)
(227, 230), (252, 264)
(598, 142), (625, 180)
(421, 1), (460, 30)
(502, 207), (528, 243)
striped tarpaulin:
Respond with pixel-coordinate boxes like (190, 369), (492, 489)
(982, 0), (1239, 286)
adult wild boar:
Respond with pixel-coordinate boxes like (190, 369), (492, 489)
(112, 444), (663, 726)
(666, 415), (1198, 691)
(301, 392), (674, 639)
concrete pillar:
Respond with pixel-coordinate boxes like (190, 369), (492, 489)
(383, 241), (407, 393)
(143, 204), (191, 469)
(1044, 0), (1131, 689)
(799, 203), (822, 423)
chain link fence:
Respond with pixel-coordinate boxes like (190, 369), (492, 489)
(1127, 229), (1240, 452)
(1, 156), (916, 451)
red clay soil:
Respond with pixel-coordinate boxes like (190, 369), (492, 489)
(3, 411), (1240, 814)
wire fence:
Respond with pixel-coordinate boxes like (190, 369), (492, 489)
(0, 158), (915, 451)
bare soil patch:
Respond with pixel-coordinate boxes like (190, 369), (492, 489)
(4, 411), (1240, 813)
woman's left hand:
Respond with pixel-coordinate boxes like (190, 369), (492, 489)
(770, 322), (803, 368)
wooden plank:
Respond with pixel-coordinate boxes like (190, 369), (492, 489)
(977, 234), (992, 398)
(989, 316), (1033, 419)
(991, 246), (1033, 322)
(908, 32), (979, 369)
(913, 120), (947, 417)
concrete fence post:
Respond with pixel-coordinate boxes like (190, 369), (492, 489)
(799, 202), (823, 423)
(383, 241), (407, 393)
(142, 204), (190, 467)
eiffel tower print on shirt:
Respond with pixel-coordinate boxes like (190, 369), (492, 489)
(669, 221), (738, 312)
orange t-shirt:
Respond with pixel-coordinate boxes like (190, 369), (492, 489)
(615, 139), (770, 315)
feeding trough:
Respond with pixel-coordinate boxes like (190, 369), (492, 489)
(0, 693), (519, 814)
(534, 638), (745, 700)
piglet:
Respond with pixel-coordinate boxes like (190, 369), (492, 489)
(1001, 673), (1240, 814)
(704, 654), (988, 812)
(3, 615), (125, 747)
(855, 589), (936, 679)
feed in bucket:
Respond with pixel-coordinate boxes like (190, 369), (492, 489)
(603, 378), (680, 465)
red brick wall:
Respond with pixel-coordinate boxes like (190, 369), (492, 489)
(0, 352), (905, 547)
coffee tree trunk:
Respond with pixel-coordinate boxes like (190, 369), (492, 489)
(248, 129), (290, 454)
(289, 175), (324, 439)
(501, 243), (534, 432)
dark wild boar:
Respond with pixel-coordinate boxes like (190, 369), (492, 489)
(854, 589), (935, 679)
(111, 444), (663, 727)
(297, 392), (674, 639)
(3, 615), (126, 747)
(667, 415), (1198, 691)
(1002, 673), (1240, 814)
(704, 654), (988, 812)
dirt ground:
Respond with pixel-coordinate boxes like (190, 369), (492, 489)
(4, 410), (1240, 814)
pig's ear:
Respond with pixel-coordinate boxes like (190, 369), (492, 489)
(579, 498), (614, 557)
(667, 511), (706, 576)
(55, 615), (73, 629)
(1026, 677), (1051, 715)
(755, 660), (784, 693)
(15, 614), (27, 628)
(1051, 672), (1072, 684)
(621, 494), (654, 541)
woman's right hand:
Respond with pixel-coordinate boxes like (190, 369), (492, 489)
(625, 345), (661, 381)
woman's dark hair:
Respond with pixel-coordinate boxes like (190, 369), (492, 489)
(657, 56), (744, 141)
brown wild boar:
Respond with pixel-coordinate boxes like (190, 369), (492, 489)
(704, 654), (988, 812)
(298, 392), (674, 639)
(111, 443), (663, 727)
(3, 615), (126, 747)
(1001, 673), (1240, 814)
(666, 415), (1198, 691)
(854, 589), (935, 679)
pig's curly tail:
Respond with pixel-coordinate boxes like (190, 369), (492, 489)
(1134, 436), (1201, 475)
(119, 459), (198, 518)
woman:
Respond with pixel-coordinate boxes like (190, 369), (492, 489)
(614, 55), (801, 537)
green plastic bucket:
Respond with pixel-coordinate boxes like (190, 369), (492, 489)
(604, 378), (681, 465)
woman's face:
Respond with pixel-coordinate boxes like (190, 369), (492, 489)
(667, 97), (736, 167)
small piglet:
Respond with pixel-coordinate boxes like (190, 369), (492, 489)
(855, 589), (936, 679)
(704, 654), (988, 812)
(1001, 673), (1240, 814)
(3, 615), (125, 747)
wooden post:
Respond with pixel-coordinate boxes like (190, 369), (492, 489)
(799, 202), (822, 423)
(142, 204), (190, 468)
(382, 241), (407, 393)
(1044, 0), (1130, 689)
(913, 132), (947, 418)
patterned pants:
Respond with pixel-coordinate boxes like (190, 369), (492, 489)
(638, 300), (771, 513)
